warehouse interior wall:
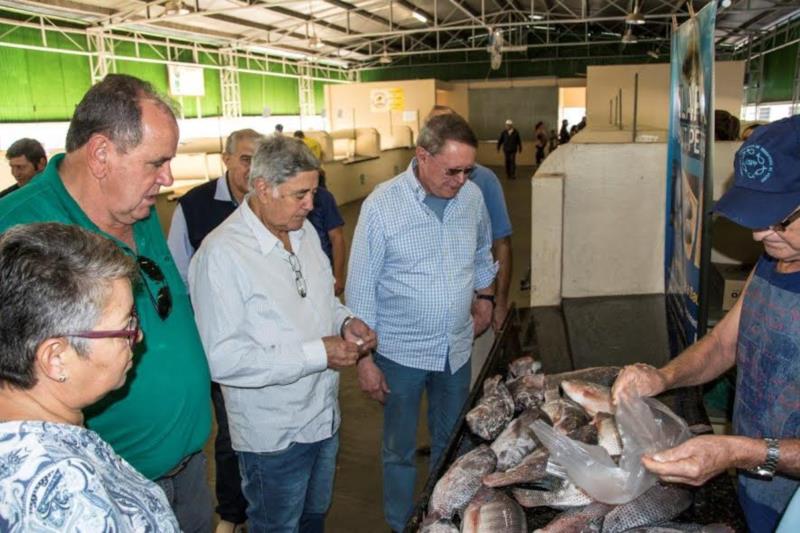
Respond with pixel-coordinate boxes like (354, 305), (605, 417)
(529, 140), (745, 305)
(586, 61), (746, 130)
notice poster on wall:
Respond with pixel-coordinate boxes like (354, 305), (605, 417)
(168, 64), (205, 97)
(664, 2), (716, 354)
(370, 88), (405, 112)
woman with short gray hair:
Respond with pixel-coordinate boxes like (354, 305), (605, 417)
(0, 223), (180, 531)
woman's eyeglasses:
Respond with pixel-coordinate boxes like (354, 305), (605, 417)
(137, 256), (172, 320)
(288, 253), (307, 298)
(62, 307), (142, 348)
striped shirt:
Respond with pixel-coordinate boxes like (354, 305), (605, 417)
(346, 160), (497, 372)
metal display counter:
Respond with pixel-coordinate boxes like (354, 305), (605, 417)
(405, 299), (746, 532)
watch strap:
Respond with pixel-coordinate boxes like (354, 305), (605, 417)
(749, 438), (780, 479)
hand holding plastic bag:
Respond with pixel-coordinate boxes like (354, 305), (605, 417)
(531, 395), (691, 504)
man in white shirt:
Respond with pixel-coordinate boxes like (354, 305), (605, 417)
(189, 135), (377, 532)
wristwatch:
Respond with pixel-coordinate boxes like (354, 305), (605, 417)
(749, 438), (780, 479)
(475, 294), (496, 307)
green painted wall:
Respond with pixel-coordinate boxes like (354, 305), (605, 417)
(0, 22), (343, 121)
(759, 43), (798, 103)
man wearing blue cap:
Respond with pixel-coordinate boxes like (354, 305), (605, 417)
(612, 115), (800, 533)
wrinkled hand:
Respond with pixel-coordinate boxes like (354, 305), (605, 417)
(611, 363), (668, 405)
(492, 302), (510, 332)
(642, 435), (738, 486)
(357, 355), (390, 404)
(342, 317), (378, 355)
(323, 336), (360, 369)
(472, 298), (493, 337)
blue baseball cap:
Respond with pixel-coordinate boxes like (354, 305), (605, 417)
(714, 115), (800, 229)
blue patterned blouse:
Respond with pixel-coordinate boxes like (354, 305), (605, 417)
(0, 420), (180, 532)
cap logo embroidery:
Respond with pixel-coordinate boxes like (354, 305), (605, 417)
(738, 144), (774, 183)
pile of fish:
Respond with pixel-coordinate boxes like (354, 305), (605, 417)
(419, 357), (729, 533)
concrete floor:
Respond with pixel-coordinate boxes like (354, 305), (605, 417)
(206, 164), (536, 533)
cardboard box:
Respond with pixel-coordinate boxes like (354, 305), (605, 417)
(710, 262), (752, 311)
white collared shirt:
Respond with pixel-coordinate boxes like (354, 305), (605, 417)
(188, 198), (352, 452)
(167, 176), (233, 287)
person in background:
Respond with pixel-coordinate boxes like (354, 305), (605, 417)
(275, 123), (284, 135)
(294, 130), (323, 161)
(559, 119), (571, 144)
(569, 124), (579, 138)
(497, 119), (522, 180)
(190, 135), (376, 533)
(577, 116), (587, 131)
(428, 106), (512, 331)
(534, 121), (548, 168)
(2, 137), (47, 197)
(612, 115), (800, 533)
(347, 113), (496, 532)
(167, 128), (266, 533)
(741, 123), (762, 141)
(0, 73), (213, 533)
(0, 222), (179, 531)
(548, 128), (558, 153)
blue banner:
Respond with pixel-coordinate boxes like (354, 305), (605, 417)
(664, 2), (716, 354)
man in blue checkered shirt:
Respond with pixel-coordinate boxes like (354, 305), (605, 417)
(345, 113), (497, 532)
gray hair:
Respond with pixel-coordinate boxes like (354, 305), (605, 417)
(417, 113), (478, 156)
(6, 138), (47, 166)
(224, 128), (266, 155)
(65, 74), (177, 154)
(248, 134), (319, 190)
(0, 223), (137, 390)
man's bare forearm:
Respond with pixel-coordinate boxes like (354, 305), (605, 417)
(492, 237), (512, 309)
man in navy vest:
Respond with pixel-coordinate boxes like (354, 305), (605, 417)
(168, 128), (265, 533)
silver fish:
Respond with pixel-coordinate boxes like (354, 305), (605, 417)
(594, 413), (622, 456)
(467, 376), (515, 440)
(429, 445), (497, 519)
(541, 398), (590, 436)
(562, 379), (614, 417)
(418, 517), (459, 533)
(508, 356), (543, 380)
(483, 448), (550, 488)
(534, 502), (613, 533)
(462, 487), (527, 533)
(513, 479), (594, 509)
(601, 483), (693, 533)
(491, 407), (549, 471)
(623, 525), (734, 533)
(507, 373), (546, 411)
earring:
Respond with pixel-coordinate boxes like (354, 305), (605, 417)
(58, 375), (67, 383)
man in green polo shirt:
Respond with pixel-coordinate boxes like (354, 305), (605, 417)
(0, 74), (212, 532)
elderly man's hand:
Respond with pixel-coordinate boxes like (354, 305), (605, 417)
(642, 435), (742, 486)
(342, 317), (378, 355)
(472, 298), (493, 337)
(357, 355), (390, 404)
(323, 336), (360, 369)
(611, 363), (668, 405)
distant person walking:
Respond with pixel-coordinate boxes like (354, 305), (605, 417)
(559, 119), (571, 144)
(497, 119), (522, 180)
(534, 121), (548, 168)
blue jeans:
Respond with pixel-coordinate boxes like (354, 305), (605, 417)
(238, 433), (339, 533)
(155, 451), (213, 533)
(374, 354), (470, 532)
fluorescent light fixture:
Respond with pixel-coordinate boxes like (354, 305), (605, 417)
(647, 50), (659, 59)
(529, 13), (544, 21)
(719, 0), (732, 7)
(378, 51), (392, 64)
(601, 31), (621, 37)
(411, 11), (428, 23)
(531, 25), (551, 30)
(622, 28), (638, 43)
